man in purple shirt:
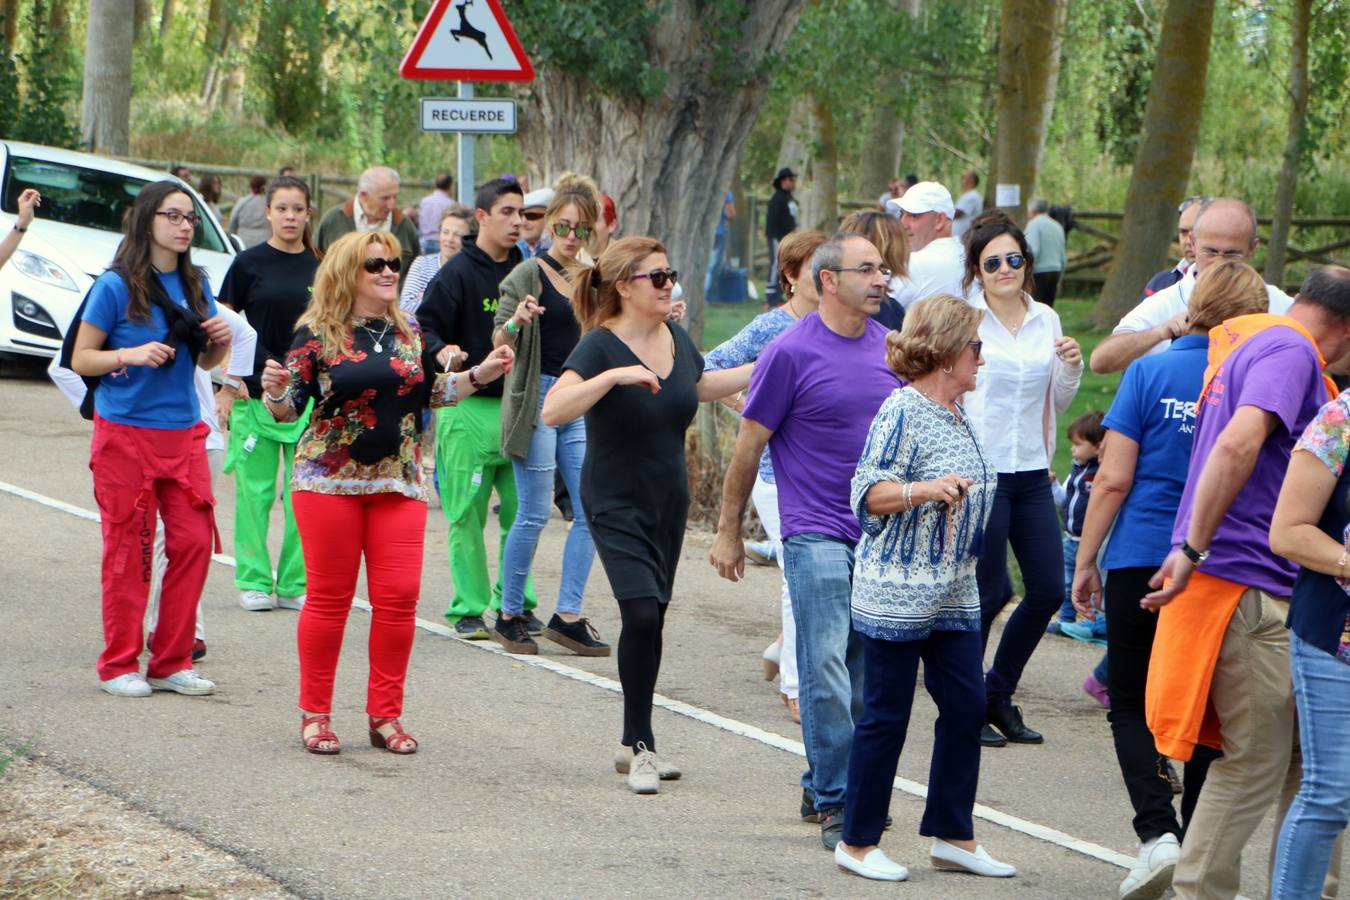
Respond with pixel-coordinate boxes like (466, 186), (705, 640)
(711, 234), (899, 851)
(417, 173), (455, 254)
(1143, 265), (1350, 898)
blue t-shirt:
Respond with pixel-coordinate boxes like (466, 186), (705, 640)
(80, 268), (218, 429)
(1100, 333), (1207, 570)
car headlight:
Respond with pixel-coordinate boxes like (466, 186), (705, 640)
(12, 249), (79, 292)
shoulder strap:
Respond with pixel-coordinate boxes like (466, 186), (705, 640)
(537, 252), (566, 276)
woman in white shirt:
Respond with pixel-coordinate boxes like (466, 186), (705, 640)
(961, 213), (1083, 748)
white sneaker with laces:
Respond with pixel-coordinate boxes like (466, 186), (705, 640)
(1118, 832), (1179, 900)
(239, 590), (273, 611)
(101, 672), (152, 697)
(148, 669), (216, 696)
(836, 845), (909, 881)
(930, 839), (1016, 877)
(627, 742), (659, 794)
(276, 594), (306, 610)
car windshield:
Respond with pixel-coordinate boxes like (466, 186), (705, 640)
(2, 155), (227, 253)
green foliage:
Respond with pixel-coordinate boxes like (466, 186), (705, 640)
(2, 0), (81, 149)
(510, 0), (667, 97)
(252, 0), (330, 134)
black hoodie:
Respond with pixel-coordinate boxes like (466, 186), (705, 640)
(415, 235), (522, 399)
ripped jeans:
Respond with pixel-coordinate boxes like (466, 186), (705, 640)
(500, 373), (595, 617)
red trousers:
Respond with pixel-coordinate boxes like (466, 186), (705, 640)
(90, 416), (216, 681)
(291, 490), (426, 717)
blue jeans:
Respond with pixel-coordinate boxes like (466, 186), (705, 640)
(784, 532), (864, 812)
(1058, 534), (1078, 622)
(500, 374), (594, 616)
(704, 229), (728, 298)
(978, 470), (1064, 706)
(1272, 631), (1350, 898)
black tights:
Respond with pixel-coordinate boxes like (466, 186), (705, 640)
(617, 597), (667, 752)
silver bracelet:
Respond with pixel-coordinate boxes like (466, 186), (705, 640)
(904, 482), (914, 511)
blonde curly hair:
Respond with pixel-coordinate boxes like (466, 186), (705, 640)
(885, 294), (982, 381)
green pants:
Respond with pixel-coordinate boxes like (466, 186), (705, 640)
(224, 397), (310, 597)
(435, 395), (536, 620)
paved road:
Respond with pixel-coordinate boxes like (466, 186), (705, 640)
(0, 357), (1293, 898)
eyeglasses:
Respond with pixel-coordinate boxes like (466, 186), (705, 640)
(156, 209), (200, 227)
(629, 268), (678, 289)
(827, 263), (894, 279)
(1195, 246), (1247, 262)
(968, 340), (983, 358)
(1177, 195), (1212, 214)
(553, 222), (593, 240)
(522, 211), (545, 222)
(981, 253), (1026, 274)
(361, 256), (402, 274)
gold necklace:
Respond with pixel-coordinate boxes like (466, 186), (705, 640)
(356, 317), (392, 353)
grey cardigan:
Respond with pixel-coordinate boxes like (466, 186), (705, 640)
(494, 257), (547, 459)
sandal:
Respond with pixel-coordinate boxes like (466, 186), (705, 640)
(301, 712), (340, 755)
(369, 716), (418, 754)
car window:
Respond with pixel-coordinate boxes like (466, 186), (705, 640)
(2, 156), (227, 253)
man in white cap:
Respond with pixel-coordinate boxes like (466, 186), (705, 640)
(517, 186), (554, 259)
(891, 181), (968, 309)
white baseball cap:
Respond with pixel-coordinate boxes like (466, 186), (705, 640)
(896, 182), (955, 219)
(522, 187), (554, 210)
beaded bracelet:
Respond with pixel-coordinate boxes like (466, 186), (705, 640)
(467, 366), (483, 390)
(265, 385), (291, 404)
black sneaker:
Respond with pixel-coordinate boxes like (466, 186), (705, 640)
(192, 639), (207, 662)
(522, 611), (546, 636)
(492, 615), (538, 654)
(800, 787), (818, 823)
(986, 704), (1043, 744)
(819, 808), (844, 850)
(543, 614), (611, 657)
(453, 615), (489, 640)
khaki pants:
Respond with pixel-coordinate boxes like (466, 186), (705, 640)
(1173, 588), (1341, 899)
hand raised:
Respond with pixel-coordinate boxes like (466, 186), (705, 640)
(610, 365), (660, 395)
(1054, 336), (1083, 368)
(475, 345), (515, 382)
(512, 295), (544, 327)
(261, 358), (291, 395)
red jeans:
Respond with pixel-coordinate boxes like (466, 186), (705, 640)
(291, 490), (426, 717)
(90, 416), (216, 681)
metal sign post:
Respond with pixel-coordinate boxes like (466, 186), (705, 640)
(458, 83), (475, 205)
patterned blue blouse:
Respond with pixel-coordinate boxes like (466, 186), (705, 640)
(704, 306), (796, 484)
(850, 387), (995, 641)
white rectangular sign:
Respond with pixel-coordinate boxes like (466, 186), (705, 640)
(420, 98), (517, 134)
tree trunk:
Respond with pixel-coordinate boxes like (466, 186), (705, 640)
(776, 92), (815, 180)
(518, 0), (808, 343)
(199, 0), (227, 103)
(2, 0), (16, 55)
(159, 0), (175, 40)
(1265, 0), (1310, 288)
(857, 0), (921, 199)
(220, 62), (245, 113)
(81, 0), (134, 155)
(991, 0), (1068, 224)
(1097, 0), (1217, 322)
(798, 95), (838, 231)
(133, 0), (153, 39)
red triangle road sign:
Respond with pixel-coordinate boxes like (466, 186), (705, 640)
(400, 0), (535, 82)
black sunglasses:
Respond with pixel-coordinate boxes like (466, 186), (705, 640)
(981, 253), (1025, 274)
(968, 340), (983, 358)
(629, 268), (678, 290)
(522, 210), (546, 221)
(362, 256), (402, 275)
(553, 222), (593, 240)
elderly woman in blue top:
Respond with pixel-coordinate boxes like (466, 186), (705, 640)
(835, 295), (1015, 883)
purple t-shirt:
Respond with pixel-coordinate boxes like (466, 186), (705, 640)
(742, 312), (900, 543)
(1172, 326), (1327, 597)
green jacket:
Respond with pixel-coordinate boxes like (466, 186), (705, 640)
(314, 199), (420, 292)
(494, 257), (546, 459)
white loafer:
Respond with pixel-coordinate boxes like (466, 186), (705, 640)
(101, 672), (151, 697)
(931, 839), (1016, 877)
(835, 845), (909, 881)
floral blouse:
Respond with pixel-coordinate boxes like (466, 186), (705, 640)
(1289, 391), (1350, 664)
(283, 315), (457, 501)
(703, 306), (796, 484)
(850, 386), (995, 642)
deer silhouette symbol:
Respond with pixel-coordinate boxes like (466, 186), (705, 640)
(449, 0), (493, 60)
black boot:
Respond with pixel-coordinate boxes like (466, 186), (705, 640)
(986, 704), (1043, 744)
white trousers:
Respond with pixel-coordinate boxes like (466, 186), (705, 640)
(751, 474), (797, 698)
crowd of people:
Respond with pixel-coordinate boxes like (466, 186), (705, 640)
(19, 155), (1350, 897)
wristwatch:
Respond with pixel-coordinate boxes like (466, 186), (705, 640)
(1180, 540), (1210, 565)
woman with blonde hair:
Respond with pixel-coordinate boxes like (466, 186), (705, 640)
(1068, 260), (1266, 899)
(836, 294), (1015, 882)
(260, 230), (514, 756)
(490, 173), (608, 655)
(839, 209), (908, 330)
(541, 236), (752, 793)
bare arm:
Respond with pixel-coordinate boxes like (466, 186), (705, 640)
(1270, 450), (1342, 575)
(709, 418), (773, 581)
(1089, 315), (1186, 374)
(863, 475), (973, 515)
(0, 189), (40, 271)
(541, 365), (661, 426)
(71, 321), (176, 376)
(698, 363), (753, 403)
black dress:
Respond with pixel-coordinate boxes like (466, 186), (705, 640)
(563, 322), (704, 603)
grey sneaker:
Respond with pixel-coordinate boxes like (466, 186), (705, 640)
(820, 807), (845, 850)
(453, 616), (489, 640)
(628, 742), (659, 794)
(614, 743), (681, 780)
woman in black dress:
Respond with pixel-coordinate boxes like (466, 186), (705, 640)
(541, 236), (751, 794)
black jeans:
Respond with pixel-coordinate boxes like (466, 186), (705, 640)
(1033, 271), (1061, 306)
(978, 470), (1064, 706)
(1105, 567), (1218, 842)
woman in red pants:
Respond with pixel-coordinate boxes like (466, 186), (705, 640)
(260, 230), (513, 755)
(70, 180), (234, 698)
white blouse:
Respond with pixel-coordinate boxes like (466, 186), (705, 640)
(964, 292), (1082, 474)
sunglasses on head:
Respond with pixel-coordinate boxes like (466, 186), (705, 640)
(522, 210), (546, 221)
(629, 268), (679, 290)
(553, 222), (593, 240)
(981, 253), (1025, 274)
(362, 256), (402, 275)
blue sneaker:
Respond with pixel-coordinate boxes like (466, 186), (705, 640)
(1060, 621), (1108, 647)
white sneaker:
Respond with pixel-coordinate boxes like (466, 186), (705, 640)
(627, 742), (659, 794)
(101, 672), (151, 697)
(930, 839), (1017, 877)
(276, 593), (306, 610)
(614, 743), (681, 780)
(1118, 833), (1179, 900)
(239, 590), (273, 611)
(836, 844), (909, 881)
(147, 669), (216, 696)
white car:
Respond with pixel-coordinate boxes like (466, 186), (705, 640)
(0, 141), (237, 359)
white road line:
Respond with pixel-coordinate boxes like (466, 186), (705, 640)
(3, 478), (1136, 870)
